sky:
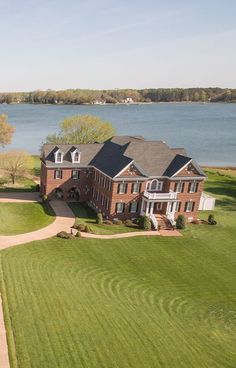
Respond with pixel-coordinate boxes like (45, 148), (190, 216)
(0, 0), (236, 91)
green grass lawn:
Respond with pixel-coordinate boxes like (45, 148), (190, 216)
(69, 202), (142, 235)
(0, 170), (236, 368)
(0, 203), (54, 235)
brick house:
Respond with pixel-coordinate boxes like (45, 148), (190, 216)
(40, 136), (207, 229)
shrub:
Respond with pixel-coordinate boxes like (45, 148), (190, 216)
(75, 223), (86, 231)
(113, 219), (123, 225)
(176, 215), (186, 229)
(124, 219), (134, 227)
(42, 194), (48, 202)
(103, 220), (113, 225)
(57, 231), (73, 239)
(35, 184), (40, 192)
(75, 231), (82, 238)
(133, 216), (142, 226)
(84, 225), (92, 233)
(142, 216), (151, 231)
(208, 214), (217, 225)
(96, 212), (103, 225)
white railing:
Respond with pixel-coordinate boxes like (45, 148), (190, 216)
(143, 190), (177, 200)
(150, 214), (158, 230)
(166, 212), (176, 227)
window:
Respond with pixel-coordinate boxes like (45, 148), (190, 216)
(71, 149), (80, 163)
(55, 150), (64, 163)
(185, 201), (195, 212)
(174, 182), (185, 193)
(129, 201), (138, 213)
(116, 202), (125, 213)
(71, 170), (80, 179)
(132, 183), (141, 194)
(117, 183), (127, 194)
(176, 202), (181, 212)
(188, 182), (199, 193)
(54, 169), (62, 179)
(149, 180), (163, 191)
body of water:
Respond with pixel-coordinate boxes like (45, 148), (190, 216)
(0, 103), (235, 166)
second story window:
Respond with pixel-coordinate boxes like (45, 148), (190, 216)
(132, 183), (141, 194)
(117, 183), (127, 194)
(54, 169), (62, 180)
(149, 180), (163, 191)
(71, 170), (80, 180)
(188, 182), (199, 193)
(174, 182), (185, 193)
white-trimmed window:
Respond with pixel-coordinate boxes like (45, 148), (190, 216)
(175, 182), (185, 193)
(176, 202), (181, 212)
(188, 182), (199, 193)
(71, 170), (80, 179)
(117, 183), (127, 194)
(129, 201), (138, 213)
(55, 150), (64, 163)
(185, 201), (195, 212)
(54, 169), (62, 179)
(149, 180), (163, 191)
(132, 182), (141, 194)
(71, 149), (81, 163)
(116, 202), (125, 213)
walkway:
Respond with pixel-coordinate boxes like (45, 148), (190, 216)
(0, 200), (75, 250)
(0, 192), (40, 203)
(79, 229), (182, 239)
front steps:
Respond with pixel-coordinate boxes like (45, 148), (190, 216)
(155, 214), (173, 230)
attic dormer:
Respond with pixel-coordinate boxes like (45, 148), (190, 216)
(54, 148), (64, 163)
(71, 148), (81, 164)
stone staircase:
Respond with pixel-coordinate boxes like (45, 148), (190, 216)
(155, 214), (173, 230)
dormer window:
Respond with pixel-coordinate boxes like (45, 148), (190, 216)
(71, 149), (81, 163)
(54, 149), (64, 163)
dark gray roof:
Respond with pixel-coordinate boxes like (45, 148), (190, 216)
(41, 136), (206, 178)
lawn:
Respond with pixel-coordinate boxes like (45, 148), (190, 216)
(0, 202), (54, 235)
(0, 170), (236, 368)
(69, 202), (142, 234)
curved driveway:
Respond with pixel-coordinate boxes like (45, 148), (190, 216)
(0, 200), (75, 250)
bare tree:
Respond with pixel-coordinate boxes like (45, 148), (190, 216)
(0, 150), (32, 184)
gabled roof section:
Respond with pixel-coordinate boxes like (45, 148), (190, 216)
(163, 155), (192, 177)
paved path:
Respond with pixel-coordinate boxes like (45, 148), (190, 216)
(78, 229), (181, 239)
(0, 295), (10, 368)
(0, 200), (75, 250)
(0, 192), (40, 203)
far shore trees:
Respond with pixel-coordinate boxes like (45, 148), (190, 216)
(0, 114), (15, 148)
(0, 150), (32, 184)
(45, 115), (115, 144)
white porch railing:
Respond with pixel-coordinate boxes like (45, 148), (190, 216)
(150, 214), (158, 230)
(166, 212), (176, 227)
(143, 190), (177, 200)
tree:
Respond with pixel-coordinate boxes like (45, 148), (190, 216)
(45, 115), (115, 144)
(0, 115), (15, 148)
(0, 150), (32, 184)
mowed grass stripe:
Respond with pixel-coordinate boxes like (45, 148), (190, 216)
(1, 227), (236, 368)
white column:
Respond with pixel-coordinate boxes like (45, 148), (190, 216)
(150, 202), (154, 214)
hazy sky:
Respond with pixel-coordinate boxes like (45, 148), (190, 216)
(1, 0), (236, 91)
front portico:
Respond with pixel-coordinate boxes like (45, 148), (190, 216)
(140, 190), (179, 227)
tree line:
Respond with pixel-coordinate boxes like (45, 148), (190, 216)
(1, 88), (236, 104)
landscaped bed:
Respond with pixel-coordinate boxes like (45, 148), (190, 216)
(69, 202), (143, 235)
(0, 170), (236, 368)
(0, 202), (54, 235)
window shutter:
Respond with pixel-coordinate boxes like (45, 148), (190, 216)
(182, 183), (185, 193)
(174, 183), (178, 191)
(131, 183), (134, 193)
(117, 184), (120, 194)
(129, 203), (132, 212)
(188, 183), (191, 192)
(115, 203), (118, 212)
(136, 202), (139, 212)
(139, 183), (141, 193)
(192, 202), (195, 212)
(184, 202), (188, 212)
(123, 203), (125, 212)
(125, 183), (128, 194)
(196, 183), (199, 192)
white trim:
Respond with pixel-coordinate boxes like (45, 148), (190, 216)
(114, 160), (134, 178)
(71, 148), (81, 163)
(172, 159), (192, 177)
(54, 149), (64, 164)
